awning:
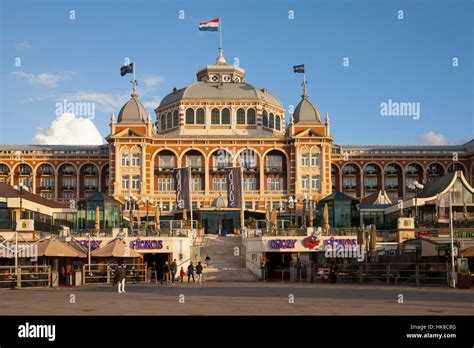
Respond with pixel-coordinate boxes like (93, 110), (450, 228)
(18, 236), (86, 258)
(91, 238), (141, 258)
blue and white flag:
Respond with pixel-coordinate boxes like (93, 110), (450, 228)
(199, 18), (219, 31)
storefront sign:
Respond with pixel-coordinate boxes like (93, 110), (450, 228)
(323, 237), (357, 248)
(131, 239), (163, 250)
(302, 232), (321, 249)
(268, 239), (296, 249)
(454, 231), (474, 238)
(226, 167), (242, 208)
(416, 230), (439, 238)
(77, 240), (102, 251)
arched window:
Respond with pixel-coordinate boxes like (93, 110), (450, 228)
(221, 108), (230, 124)
(196, 108), (205, 124)
(237, 108), (245, 124)
(160, 115), (166, 131)
(269, 113), (275, 129)
(166, 112), (172, 129)
(262, 110), (268, 127)
(211, 108), (220, 124)
(247, 108), (256, 124)
(275, 115), (281, 130)
(186, 108), (194, 124)
(173, 110), (179, 128)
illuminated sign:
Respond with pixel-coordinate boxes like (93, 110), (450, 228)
(268, 239), (296, 249)
(131, 239), (163, 250)
(77, 240), (102, 251)
(323, 238), (357, 248)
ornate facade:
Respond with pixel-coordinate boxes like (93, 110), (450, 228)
(1, 49), (473, 231)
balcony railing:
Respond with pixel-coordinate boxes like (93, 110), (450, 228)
(40, 170), (54, 176)
(243, 167), (258, 173)
(264, 166), (284, 173)
(62, 171), (76, 176)
(18, 170), (32, 175)
(385, 185), (398, 190)
(62, 186), (76, 191)
(154, 166), (174, 174)
(344, 185), (357, 190)
(40, 185), (54, 190)
(264, 190), (287, 195)
(190, 167), (204, 173)
(84, 186), (98, 191)
(210, 166), (228, 173)
(364, 185), (378, 190)
(84, 171), (99, 176)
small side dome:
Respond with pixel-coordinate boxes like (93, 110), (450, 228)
(117, 93), (147, 124)
(293, 83), (322, 124)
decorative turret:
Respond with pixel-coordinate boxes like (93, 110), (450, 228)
(293, 81), (323, 125)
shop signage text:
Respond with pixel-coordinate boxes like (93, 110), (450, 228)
(77, 240), (102, 251)
(131, 239), (164, 250)
(454, 231), (474, 238)
(269, 239), (296, 249)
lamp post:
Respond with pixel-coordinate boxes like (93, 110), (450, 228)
(124, 194), (138, 232)
(14, 184), (30, 220)
(141, 196), (153, 230)
(408, 180), (424, 226)
(303, 194), (308, 227)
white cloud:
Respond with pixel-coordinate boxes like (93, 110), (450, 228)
(33, 113), (103, 145)
(12, 71), (71, 87)
(142, 74), (164, 89)
(60, 91), (129, 113)
(142, 96), (162, 109)
(16, 41), (31, 49)
(417, 131), (450, 145)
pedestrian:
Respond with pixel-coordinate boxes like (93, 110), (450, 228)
(161, 261), (170, 285)
(205, 254), (211, 268)
(329, 261), (338, 284)
(170, 259), (178, 284)
(187, 262), (195, 283)
(179, 267), (185, 283)
(195, 261), (203, 284)
(113, 263), (127, 293)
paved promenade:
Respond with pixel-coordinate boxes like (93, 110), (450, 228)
(0, 282), (472, 315)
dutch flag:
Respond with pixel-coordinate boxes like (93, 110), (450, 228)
(199, 18), (219, 31)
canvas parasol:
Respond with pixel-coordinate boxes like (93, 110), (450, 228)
(322, 203), (330, 235)
(182, 208), (188, 226)
(357, 224), (366, 247)
(265, 204), (270, 230)
(308, 206), (314, 227)
(91, 238), (140, 258)
(155, 206), (161, 229)
(19, 236), (86, 258)
(369, 224), (377, 252)
(271, 206), (277, 231)
(94, 205), (100, 233)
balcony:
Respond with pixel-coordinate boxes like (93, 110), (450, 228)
(264, 190), (287, 195)
(344, 185), (357, 190)
(364, 185), (378, 190)
(210, 166), (228, 173)
(84, 186), (98, 191)
(190, 167), (204, 174)
(244, 190), (260, 195)
(62, 171), (76, 176)
(18, 170), (32, 176)
(343, 171), (356, 176)
(385, 185), (398, 190)
(264, 167), (285, 174)
(62, 186), (76, 191)
(40, 185), (54, 191)
(40, 170), (54, 176)
(84, 171), (98, 176)
(154, 166), (174, 174)
(243, 167), (257, 173)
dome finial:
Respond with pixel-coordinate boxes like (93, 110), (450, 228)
(302, 78), (308, 99)
(216, 47), (226, 65)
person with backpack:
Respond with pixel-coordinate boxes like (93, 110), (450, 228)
(195, 261), (203, 285)
(187, 262), (195, 283)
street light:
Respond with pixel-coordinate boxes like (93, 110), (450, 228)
(124, 194), (138, 232)
(408, 180), (424, 226)
(141, 196), (154, 230)
(303, 194), (308, 227)
(14, 184), (29, 219)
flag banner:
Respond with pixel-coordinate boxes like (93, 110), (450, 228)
(199, 18), (220, 31)
(436, 192), (450, 224)
(174, 168), (191, 210)
(225, 167), (242, 208)
(120, 63), (134, 76)
(293, 64), (305, 73)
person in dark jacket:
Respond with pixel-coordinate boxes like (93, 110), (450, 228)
(195, 261), (203, 284)
(113, 263), (127, 293)
(205, 255), (211, 268)
(329, 262), (338, 284)
(161, 261), (170, 285)
(170, 259), (178, 284)
(187, 262), (195, 283)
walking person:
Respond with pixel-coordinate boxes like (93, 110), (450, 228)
(187, 262), (195, 283)
(329, 261), (338, 284)
(113, 263), (127, 293)
(205, 254), (211, 268)
(195, 261), (203, 285)
(170, 259), (178, 284)
(161, 261), (170, 285)
(179, 267), (185, 283)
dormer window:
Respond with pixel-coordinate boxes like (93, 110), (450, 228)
(211, 75), (219, 82)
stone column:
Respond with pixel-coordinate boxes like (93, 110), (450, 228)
(140, 144), (146, 195)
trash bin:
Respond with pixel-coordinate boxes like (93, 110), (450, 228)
(74, 270), (82, 286)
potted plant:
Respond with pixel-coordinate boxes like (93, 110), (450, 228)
(457, 269), (472, 289)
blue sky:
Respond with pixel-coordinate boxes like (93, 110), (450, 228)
(0, 0), (472, 145)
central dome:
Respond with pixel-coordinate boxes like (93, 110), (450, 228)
(117, 92), (147, 124)
(158, 48), (282, 109)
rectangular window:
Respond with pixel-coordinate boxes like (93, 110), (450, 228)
(132, 176), (140, 190)
(84, 178), (97, 189)
(191, 177), (202, 191)
(121, 175), (129, 190)
(364, 177), (377, 188)
(212, 177), (226, 191)
(245, 201), (253, 209)
(62, 177), (76, 189)
(267, 178), (284, 191)
(343, 177), (356, 189)
(302, 175), (309, 189)
(121, 153), (129, 166)
(19, 178), (33, 188)
(310, 154), (320, 167)
(40, 193), (53, 200)
(301, 153), (309, 167)
(132, 153), (141, 167)
(159, 156), (175, 168)
(266, 156), (283, 171)
(40, 178), (53, 189)
(186, 155), (202, 168)
(243, 177), (257, 190)
(63, 192), (76, 201)
(311, 175), (320, 189)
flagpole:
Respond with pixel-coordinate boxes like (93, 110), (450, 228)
(449, 190), (456, 288)
(219, 17), (222, 49)
(132, 61), (137, 94)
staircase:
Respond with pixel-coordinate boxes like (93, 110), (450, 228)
(197, 235), (260, 282)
